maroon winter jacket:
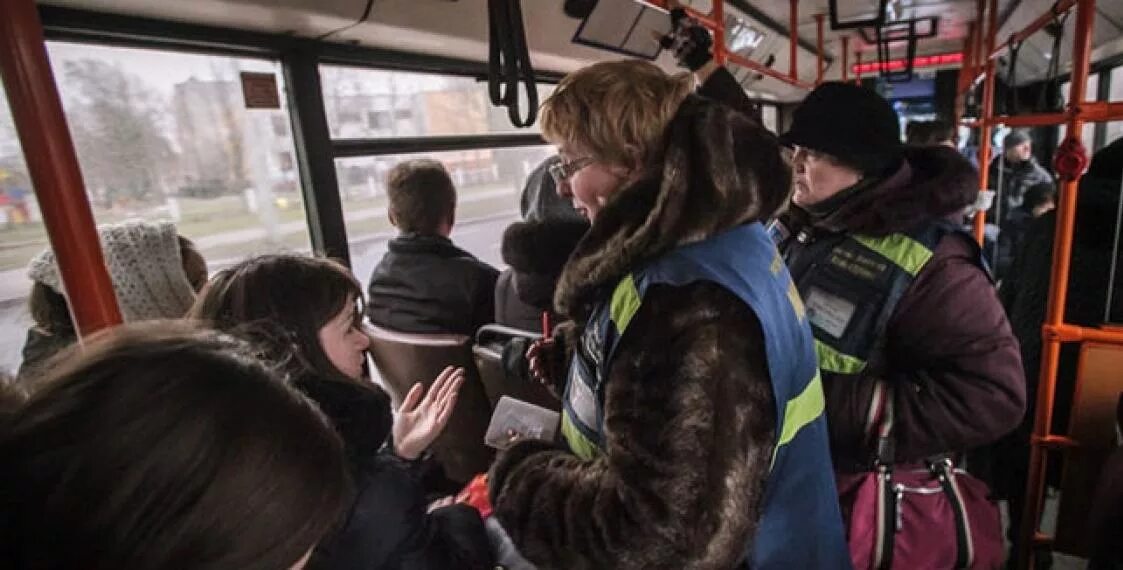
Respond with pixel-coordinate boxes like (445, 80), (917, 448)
(781, 146), (1027, 469)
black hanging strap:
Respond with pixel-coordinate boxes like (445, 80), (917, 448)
(488, 0), (539, 128)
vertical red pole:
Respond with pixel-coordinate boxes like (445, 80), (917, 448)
(789, 0), (799, 80)
(711, 0), (727, 65)
(855, 51), (863, 84)
(841, 36), (850, 82)
(815, 14), (825, 85)
(1018, 0), (1096, 567)
(973, 0), (998, 244)
(0, 0), (122, 335)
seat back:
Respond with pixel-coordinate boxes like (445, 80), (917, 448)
(1054, 340), (1123, 557)
(364, 322), (494, 484)
(474, 324), (560, 412)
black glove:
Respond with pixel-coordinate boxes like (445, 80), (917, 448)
(660, 8), (714, 71)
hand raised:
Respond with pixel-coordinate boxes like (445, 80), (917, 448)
(392, 366), (464, 460)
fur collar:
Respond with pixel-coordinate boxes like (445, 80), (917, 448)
(800, 145), (980, 236)
(555, 95), (792, 323)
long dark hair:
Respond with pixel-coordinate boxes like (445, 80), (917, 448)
(189, 255), (365, 384)
(0, 323), (351, 570)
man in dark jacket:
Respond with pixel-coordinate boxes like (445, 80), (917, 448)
(988, 129), (1054, 225)
(772, 82), (1026, 472)
(996, 180), (1056, 278)
(367, 160), (499, 336)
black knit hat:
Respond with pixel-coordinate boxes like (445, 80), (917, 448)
(780, 82), (904, 176)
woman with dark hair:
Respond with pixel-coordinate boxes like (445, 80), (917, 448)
(190, 254), (494, 570)
(0, 323), (350, 570)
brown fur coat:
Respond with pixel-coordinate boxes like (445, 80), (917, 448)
(487, 95), (794, 569)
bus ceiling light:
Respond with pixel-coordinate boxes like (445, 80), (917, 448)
(851, 51), (964, 74)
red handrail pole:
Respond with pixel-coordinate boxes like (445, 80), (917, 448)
(1017, 0), (1096, 566)
(815, 13), (825, 84)
(855, 51), (862, 84)
(973, 0), (998, 244)
(0, 0), (122, 336)
(841, 36), (850, 82)
(790, 0), (799, 80)
(711, 0), (727, 65)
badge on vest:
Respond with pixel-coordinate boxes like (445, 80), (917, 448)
(804, 287), (856, 339)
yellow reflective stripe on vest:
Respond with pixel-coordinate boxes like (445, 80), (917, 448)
(610, 275), (642, 333)
(770, 372), (826, 468)
(814, 339), (867, 374)
(561, 410), (601, 460)
(852, 234), (934, 277)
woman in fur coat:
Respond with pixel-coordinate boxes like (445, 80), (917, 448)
(486, 60), (850, 570)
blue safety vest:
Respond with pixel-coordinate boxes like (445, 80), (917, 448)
(560, 222), (850, 569)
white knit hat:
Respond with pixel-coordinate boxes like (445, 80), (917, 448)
(27, 220), (197, 322)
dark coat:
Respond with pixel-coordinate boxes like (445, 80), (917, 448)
(17, 328), (75, 382)
(782, 146), (1026, 469)
(493, 219), (589, 332)
(367, 234), (499, 336)
(296, 376), (494, 570)
(987, 155), (1053, 224)
(487, 96), (798, 569)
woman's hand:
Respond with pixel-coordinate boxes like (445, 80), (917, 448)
(392, 366), (464, 460)
(526, 338), (558, 390)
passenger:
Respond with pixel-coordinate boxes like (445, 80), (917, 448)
(0, 323), (350, 570)
(487, 60), (848, 568)
(996, 180), (1056, 277)
(988, 129), (1054, 225)
(996, 137), (1123, 559)
(519, 155), (584, 223)
(661, 3), (762, 123)
(18, 220), (207, 380)
(367, 159), (499, 336)
(493, 218), (588, 332)
(190, 254), (495, 570)
(773, 82), (1023, 565)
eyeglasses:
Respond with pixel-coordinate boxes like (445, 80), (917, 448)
(548, 157), (594, 186)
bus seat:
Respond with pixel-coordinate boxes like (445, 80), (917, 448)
(473, 324), (560, 412)
(1054, 340), (1123, 557)
(363, 322), (494, 484)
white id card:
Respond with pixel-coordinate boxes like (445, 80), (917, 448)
(484, 396), (560, 450)
(804, 287), (856, 339)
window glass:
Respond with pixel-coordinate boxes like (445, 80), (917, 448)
(1059, 74), (1098, 151)
(761, 104), (778, 133)
(0, 90), (41, 374)
(45, 41), (310, 263)
(320, 65), (555, 138)
(338, 145), (554, 283)
(1106, 66), (1123, 147)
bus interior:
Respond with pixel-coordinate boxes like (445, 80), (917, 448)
(2, 0), (1123, 568)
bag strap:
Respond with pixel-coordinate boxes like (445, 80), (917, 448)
(931, 459), (975, 569)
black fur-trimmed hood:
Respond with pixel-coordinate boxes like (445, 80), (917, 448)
(501, 218), (589, 277)
(554, 95), (793, 323)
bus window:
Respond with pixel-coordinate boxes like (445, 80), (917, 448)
(320, 66), (554, 139)
(337, 145), (554, 283)
(1060, 74), (1099, 153)
(761, 104), (778, 134)
(44, 42), (310, 267)
(1106, 66), (1123, 147)
(0, 91), (43, 374)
